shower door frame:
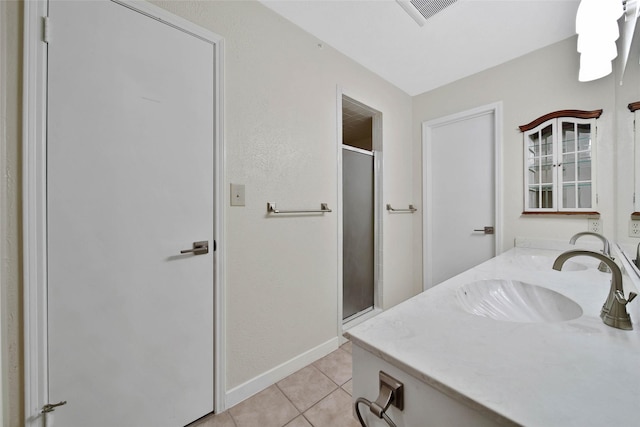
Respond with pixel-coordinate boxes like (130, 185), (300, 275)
(336, 89), (384, 336)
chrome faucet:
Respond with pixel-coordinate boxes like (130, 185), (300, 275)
(569, 231), (613, 273)
(553, 249), (637, 330)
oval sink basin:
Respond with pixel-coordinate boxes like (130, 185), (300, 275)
(509, 255), (587, 271)
(456, 279), (582, 323)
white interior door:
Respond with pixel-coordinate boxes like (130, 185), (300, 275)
(423, 107), (499, 289)
(47, 1), (215, 425)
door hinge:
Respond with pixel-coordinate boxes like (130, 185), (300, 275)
(43, 16), (51, 43)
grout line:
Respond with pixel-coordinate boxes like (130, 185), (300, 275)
(313, 363), (341, 388)
(225, 410), (239, 427)
(276, 365), (339, 415)
(301, 412), (315, 427)
(224, 344), (354, 427)
(275, 382), (304, 418)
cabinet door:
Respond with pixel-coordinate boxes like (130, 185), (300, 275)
(524, 121), (557, 211)
(558, 118), (596, 211)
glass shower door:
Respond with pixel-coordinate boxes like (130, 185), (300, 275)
(342, 147), (374, 320)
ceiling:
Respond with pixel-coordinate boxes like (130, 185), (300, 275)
(260, 0), (581, 96)
(342, 97), (373, 148)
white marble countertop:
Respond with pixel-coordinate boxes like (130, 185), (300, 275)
(345, 239), (640, 427)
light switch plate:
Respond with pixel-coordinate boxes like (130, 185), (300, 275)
(230, 183), (245, 206)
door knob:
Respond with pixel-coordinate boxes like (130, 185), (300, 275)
(42, 401), (67, 413)
(473, 226), (494, 235)
(180, 241), (209, 255)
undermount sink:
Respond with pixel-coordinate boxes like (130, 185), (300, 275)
(510, 255), (587, 271)
(456, 279), (582, 323)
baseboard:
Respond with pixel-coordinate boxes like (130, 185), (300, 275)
(224, 336), (340, 409)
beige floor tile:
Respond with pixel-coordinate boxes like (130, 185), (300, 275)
(284, 415), (313, 427)
(303, 388), (360, 427)
(277, 365), (338, 412)
(189, 411), (236, 427)
(341, 341), (353, 354)
(228, 385), (299, 427)
(342, 379), (353, 396)
(313, 348), (352, 386)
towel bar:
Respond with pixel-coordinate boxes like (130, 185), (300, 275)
(267, 203), (332, 214)
(386, 204), (417, 213)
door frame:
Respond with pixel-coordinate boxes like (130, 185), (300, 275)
(422, 102), (503, 291)
(336, 88), (384, 338)
(22, 1), (226, 423)
(0, 0), (8, 423)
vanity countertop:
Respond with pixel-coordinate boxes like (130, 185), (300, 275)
(345, 242), (640, 427)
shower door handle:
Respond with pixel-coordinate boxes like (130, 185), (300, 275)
(180, 241), (209, 255)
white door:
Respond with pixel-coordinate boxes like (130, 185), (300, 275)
(47, 1), (215, 425)
(423, 106), (500, 289)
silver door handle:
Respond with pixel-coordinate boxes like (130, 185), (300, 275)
(42, 401), (67, 413)
(180, 241), (209, 255)
(473, 226), (494, 235)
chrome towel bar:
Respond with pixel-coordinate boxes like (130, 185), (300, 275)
(386, 204), (417, 213)
(267, 202), (332, 214)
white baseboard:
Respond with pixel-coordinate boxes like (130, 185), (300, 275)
(224, 336), (340, 410)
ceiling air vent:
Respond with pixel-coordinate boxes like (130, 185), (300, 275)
(396, 0), (459, 26)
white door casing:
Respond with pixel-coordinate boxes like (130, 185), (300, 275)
(23, 1), (226, 424)
(422, 103), (503, 290)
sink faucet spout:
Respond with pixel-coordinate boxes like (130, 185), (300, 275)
(553, 249), (633, 330)
(569, 232), (612, 273)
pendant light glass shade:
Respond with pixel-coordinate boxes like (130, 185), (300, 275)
(576, 0), (624, 82)
(579, 52), (614, 82)
(577, 36), (618, 60)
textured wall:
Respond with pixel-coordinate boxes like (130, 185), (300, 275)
(149, 0), (415, 391)
(1, 1), (24, 426)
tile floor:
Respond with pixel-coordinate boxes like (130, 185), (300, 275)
(191, 341), (360, 427)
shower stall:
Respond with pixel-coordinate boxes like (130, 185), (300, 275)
(341, 95), (380, 322)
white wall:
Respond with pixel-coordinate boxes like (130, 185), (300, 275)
(150, 0), (415, 401)
(412, 36), (621, 272)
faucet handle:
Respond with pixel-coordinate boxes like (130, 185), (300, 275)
(615, 290), (637, 305)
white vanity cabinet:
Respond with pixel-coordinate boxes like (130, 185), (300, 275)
(351, 344), (512, 427)
(346, 241), (640, 427)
